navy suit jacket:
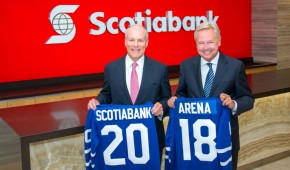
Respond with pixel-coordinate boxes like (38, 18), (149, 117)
(176, 52), (254, 151)
(97, 55), (171, 150)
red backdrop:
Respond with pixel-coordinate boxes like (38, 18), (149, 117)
(0, 0), (251, 83)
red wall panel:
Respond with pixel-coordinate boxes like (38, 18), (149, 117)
(0, 0), (251, 83)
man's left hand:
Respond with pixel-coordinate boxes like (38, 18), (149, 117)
(220, 93), (235, 109)
(151, 102), (163, 116)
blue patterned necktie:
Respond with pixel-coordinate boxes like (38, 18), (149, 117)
(204, 63), (214, 98)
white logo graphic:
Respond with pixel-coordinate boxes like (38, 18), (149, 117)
(46, 5), (79, 44)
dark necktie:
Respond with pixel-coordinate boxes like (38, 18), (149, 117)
(130, 62), (139, 103)
(204, 63), (214, 98)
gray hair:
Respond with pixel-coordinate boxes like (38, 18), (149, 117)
(125, 24), (149, 40)
(194, 22), (221, 41)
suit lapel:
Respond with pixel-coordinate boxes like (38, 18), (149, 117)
(118, 57), (133, 104)
(211, 53), (229, 97)
(191, 56), (204, 98)
(135, 56), (151, 104)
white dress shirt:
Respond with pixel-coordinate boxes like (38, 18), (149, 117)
(200, 52), (219, 88)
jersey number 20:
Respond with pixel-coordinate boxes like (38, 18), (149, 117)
(102, 123), (150, 165)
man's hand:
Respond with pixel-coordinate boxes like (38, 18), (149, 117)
(87, 98), (100, 110)
(220, 93), (235, 110)
(151, 102), (163, 116)
(167, 96), (177, 108)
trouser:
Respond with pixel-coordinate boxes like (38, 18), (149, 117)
(232, 149), (239, 170)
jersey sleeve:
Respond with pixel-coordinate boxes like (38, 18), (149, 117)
(84, 109), (99, 170)
(216, 106), (232, 170)
(165, 108), (176, 170)
(84, 109), (94, 170)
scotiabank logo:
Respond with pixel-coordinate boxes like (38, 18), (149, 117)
(90, 9), (218, 35)
(46, 5), (219, 44)
(46, 5), (79, 44)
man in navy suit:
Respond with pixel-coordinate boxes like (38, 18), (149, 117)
(167, 22), (254, 169)
(88, 24), (171, 161)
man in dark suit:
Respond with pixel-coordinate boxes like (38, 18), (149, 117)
(167, 22), (254, 169)
(88, 24), (171, 161)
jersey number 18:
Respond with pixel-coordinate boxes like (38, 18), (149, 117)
(179, 119), (217, 162)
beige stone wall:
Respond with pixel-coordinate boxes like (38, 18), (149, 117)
(238, 92), (290, 166)
(30, 134), (85, 170)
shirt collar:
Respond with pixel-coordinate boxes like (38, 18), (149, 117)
(125, 55), (145, 69)
(200, 52), (220, 66)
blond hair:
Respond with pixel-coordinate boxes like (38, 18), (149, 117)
(194, 22), (221, 41)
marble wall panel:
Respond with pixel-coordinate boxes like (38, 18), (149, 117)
(30, 134), (85, 170)
(238, 92), (290, 166)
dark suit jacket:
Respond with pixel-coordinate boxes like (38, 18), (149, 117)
(176, 52), (254, 151)
(97, 55), (171, 151)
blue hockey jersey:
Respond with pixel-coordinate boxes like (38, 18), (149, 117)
(165, 98), (232, 170)
(84, 102), (160, 170)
